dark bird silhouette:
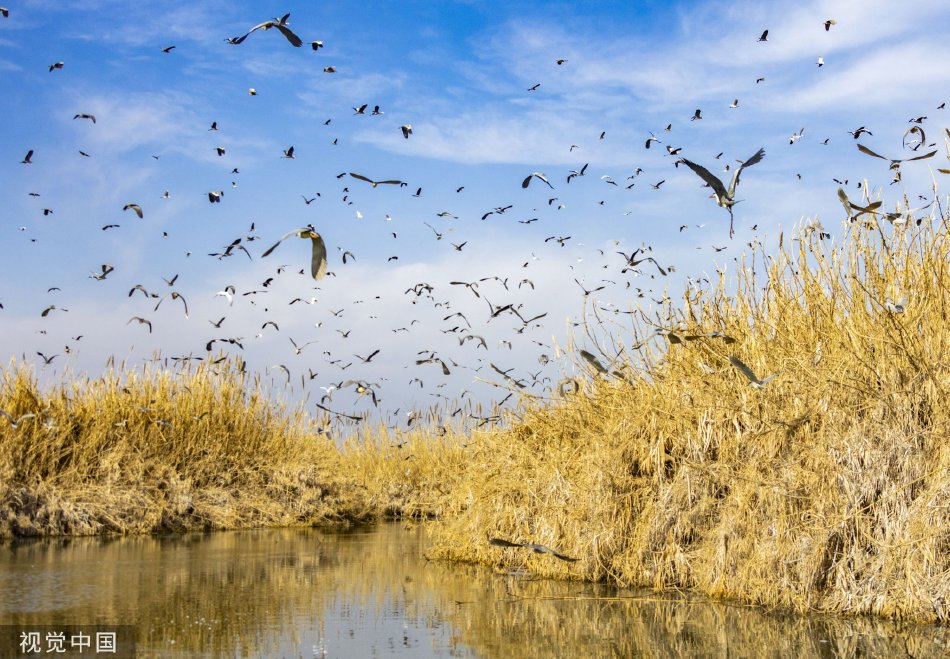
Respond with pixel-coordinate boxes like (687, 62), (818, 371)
(522, 172), (554, 189)
(677, 147), (765, 238)
(856, 143), (936, 170)
(349, 172), (404, 187)
(489, 537), (579, 562)
(228, 13), (303, 47)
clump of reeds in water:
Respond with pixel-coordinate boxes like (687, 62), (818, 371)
(0, 356), (372, 537)
(428, 184), (950, 622)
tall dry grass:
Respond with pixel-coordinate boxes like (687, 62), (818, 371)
(428, 183), (950, 622)
(0, 357), (372, 536)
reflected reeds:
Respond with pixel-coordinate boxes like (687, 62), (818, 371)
(2, 523), (948, 658)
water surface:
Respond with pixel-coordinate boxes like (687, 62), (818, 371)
(1, 523), (947, 658)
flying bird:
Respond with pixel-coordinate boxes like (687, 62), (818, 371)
(757, 29), (769, 42)
(261, 225), (328, 280)
(401, 124), (412, 139)
(127, 316), (153, 333)
(49, 61), (64, 72)
(73, 113), (96, 123)
(677, 147), (765, 238)
(228, 13), (303, 47)
(0, 411), (35, 429)
(727, 356), (781, 389)
(349, 172), (404, 187)
(489, 537), (579, 562)
(522, 172), (554, 189)
(123, 203), (143, 218)
(856, 143), (936, 170)
(21, 150), (33, 164)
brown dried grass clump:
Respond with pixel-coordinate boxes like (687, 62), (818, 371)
(429, 191), (950, 622)
(0, 357), (372, 537)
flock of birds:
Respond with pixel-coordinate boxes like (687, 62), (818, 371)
(2, 9), (946, 491)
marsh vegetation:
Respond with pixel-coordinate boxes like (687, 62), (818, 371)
(4, 167), (950, 623)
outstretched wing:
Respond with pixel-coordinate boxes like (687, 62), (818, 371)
(679, 158), (728, 202)
(526, 543), (579, 562)
(728, 147), (765, 197)
(905, 150), (937, 162)
(727, 356), (760, 384)
(309, 233), (328, 280)
(262, 228), (305, 258)
(349, 172), (375, 184)
(837, 188), (853, 219)
(274, 23), (303, 47)
(856, 143), (888, 160)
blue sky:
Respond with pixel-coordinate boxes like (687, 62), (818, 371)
(2, 0), (949, 431)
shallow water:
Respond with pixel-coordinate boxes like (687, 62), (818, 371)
(1, 523), (948, 658)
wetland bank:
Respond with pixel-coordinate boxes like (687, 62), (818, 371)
(5, 196), (950, 630)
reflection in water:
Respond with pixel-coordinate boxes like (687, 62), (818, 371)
(0, 523), (947, 658)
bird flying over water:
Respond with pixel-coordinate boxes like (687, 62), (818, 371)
(677, 147), (765, 238)
(489, 537), (579, 562)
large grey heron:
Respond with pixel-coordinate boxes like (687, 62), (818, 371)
(677, 147), (765, 238)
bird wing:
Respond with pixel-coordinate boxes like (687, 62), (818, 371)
(679, 159), (729, 202)
(349, 172), (374, 184)
(728, 147), (765, 197)
(579, 350), (608, 374)
(171, 292), (188, 317)
(262, 228), (305, 258)
(274, 23), (303, 47)
(905, 150), (937, 162)
(309, 233), (328, 280)
(375, 180), (404, 186)
(856, 143), (888, 160)
(527, 544), (579, 562)
(837, 188), (854, 219)
(489, 537), (524, 548)
(727, 356), (760, 384)
(521, 174), (534, 189)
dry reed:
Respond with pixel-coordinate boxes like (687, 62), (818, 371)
(0, 357), (372, 536)
(428, 183), (950, 623)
